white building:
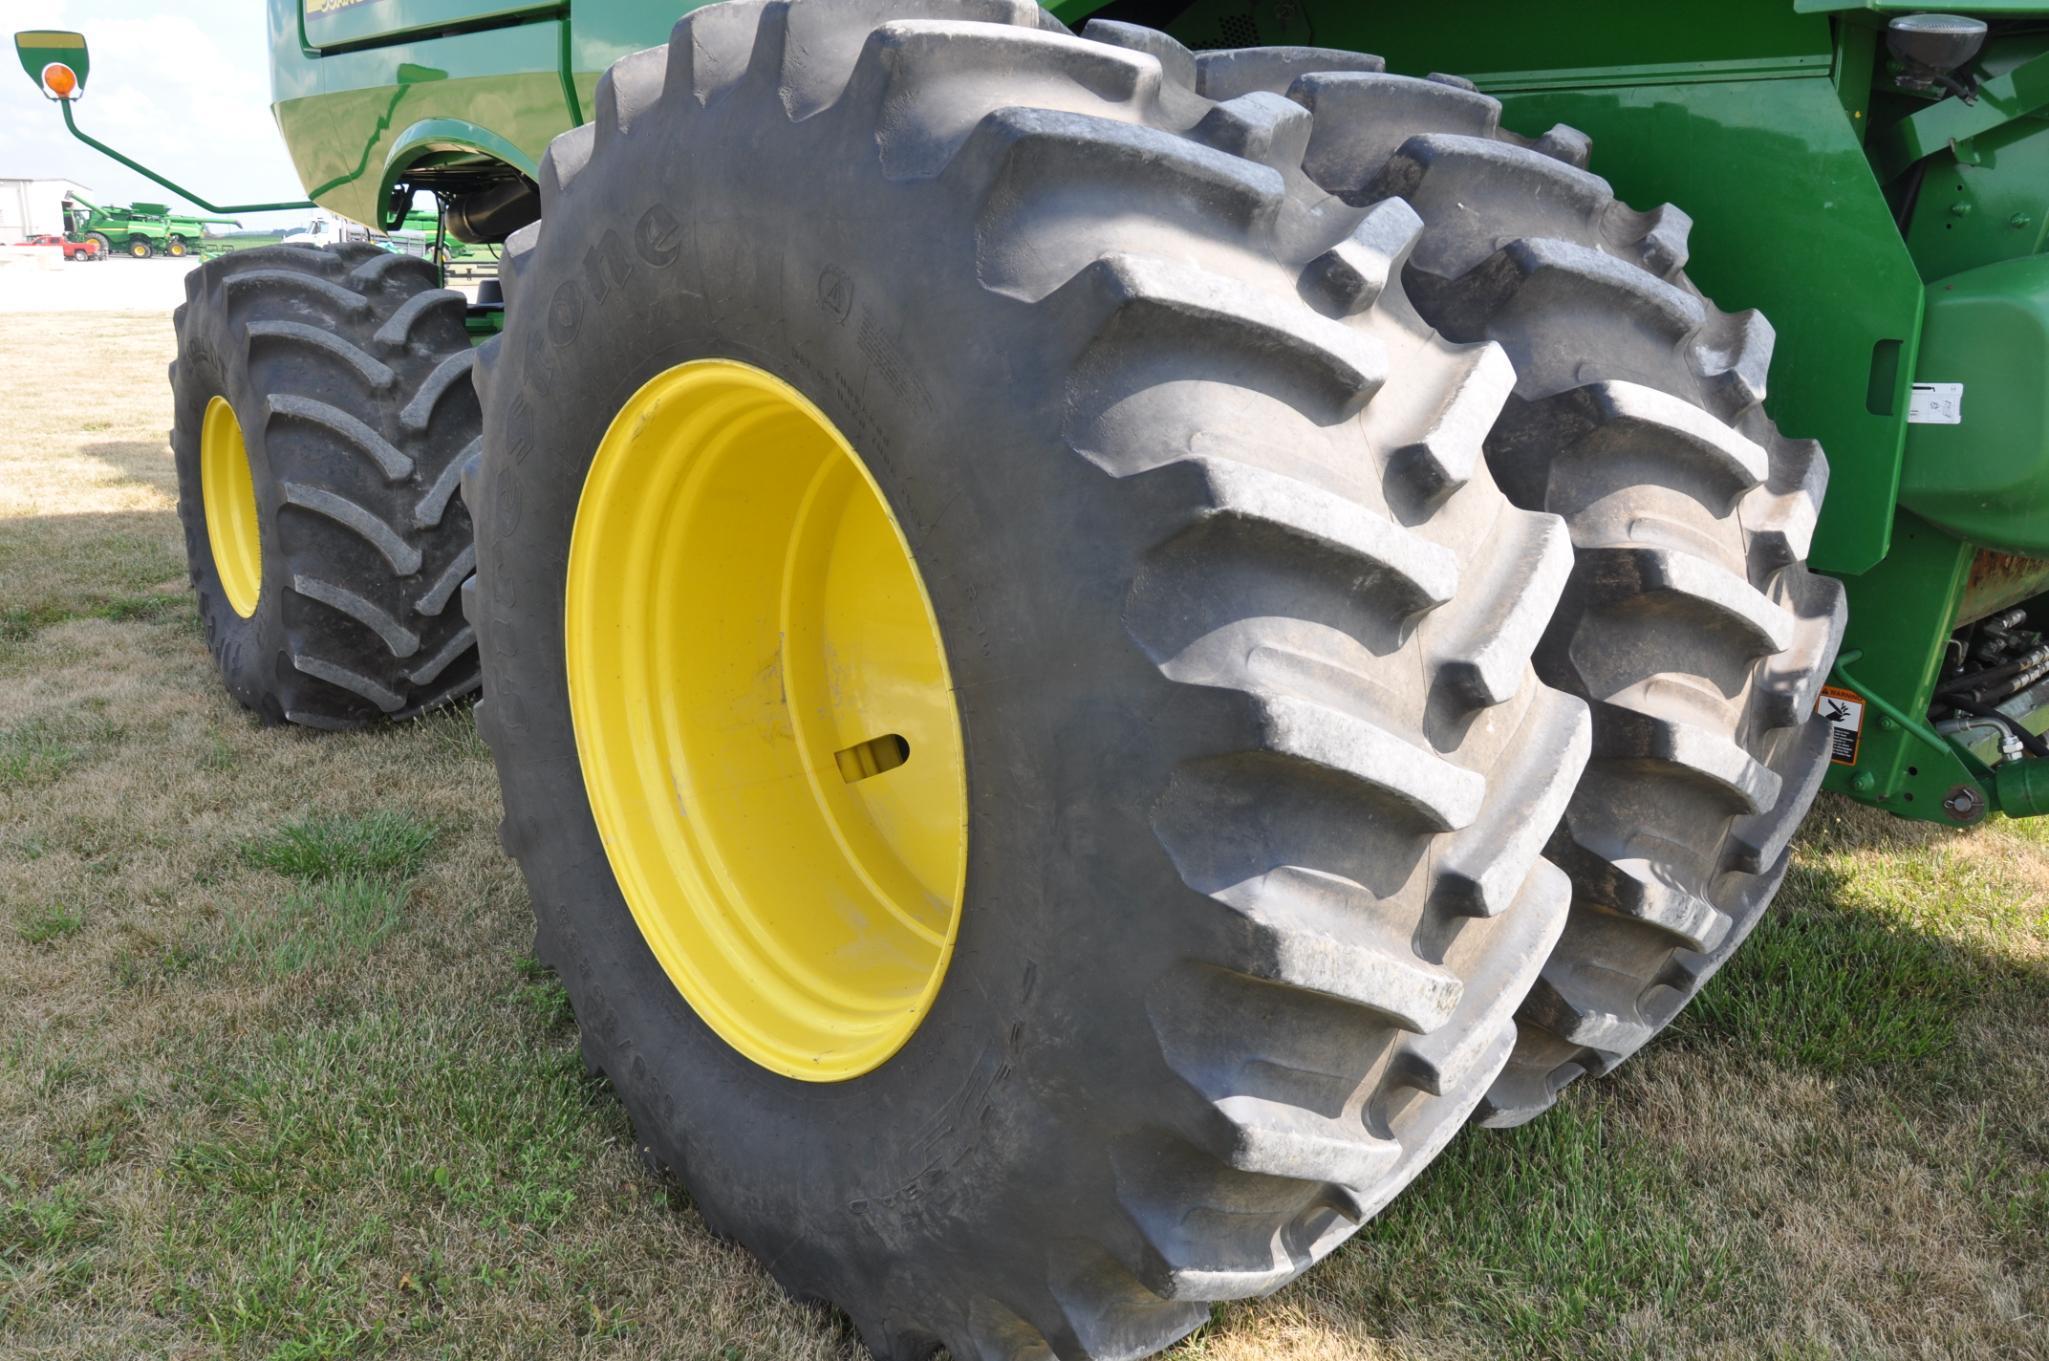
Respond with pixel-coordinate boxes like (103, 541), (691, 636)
(0, 177), (93, 243)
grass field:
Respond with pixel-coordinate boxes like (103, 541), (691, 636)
(2, 311), (2045, 1360)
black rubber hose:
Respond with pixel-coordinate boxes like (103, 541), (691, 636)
(1978, 658), (2049, 707)
(1936, 644), (2049, 695)
(1953, 655), (2049, 706)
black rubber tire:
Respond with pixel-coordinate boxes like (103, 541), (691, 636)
(128, 238), (152, 259)
(1080, 26), (1849, 1127)
(169, 243), (482, 729)
(166, 235), (190, 258)
(468, 2), (1591, 1356)
(84, 231), (111, 257)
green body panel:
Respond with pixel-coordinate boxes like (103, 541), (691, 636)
(270, 16), (568, 228)
(266, 0), (709, 230)
(1826, 513), (1986, 818)
(1151, 0), (1835, 84)
(1485, 76), (1921, 576)
(1829, 26), (2049, 820)
(1900, 109), (2049, 279)
(1900, 255), (2049, 555)
(301, 0), (557, 51)
(251, 0), (2049, 823)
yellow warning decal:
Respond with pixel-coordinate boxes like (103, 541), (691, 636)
(1818, 685), (1865, 766)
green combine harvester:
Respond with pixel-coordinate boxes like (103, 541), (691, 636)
(18, 4), (2049, 1356)
(66, 193), (239, 257)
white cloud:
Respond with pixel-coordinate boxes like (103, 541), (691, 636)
(2, 1), (313, 230)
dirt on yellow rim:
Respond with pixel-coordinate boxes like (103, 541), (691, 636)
(566, 360), (968, 1082)
(200, 395), (262, 618)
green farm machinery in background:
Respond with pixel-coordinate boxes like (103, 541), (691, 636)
(66, 193), (239, 258)
(387, 208), (492, 263)
(19, 5), (2049, 1358)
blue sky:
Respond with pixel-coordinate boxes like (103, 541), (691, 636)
(3, 2), (315, 230)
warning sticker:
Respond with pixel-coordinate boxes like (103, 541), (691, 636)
(1818, 685), (1865, 765)
(1908, 382), (1964, 425)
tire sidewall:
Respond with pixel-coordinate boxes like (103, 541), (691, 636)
(475, 86), (1197, 1304)
(172, 282), (294, 721)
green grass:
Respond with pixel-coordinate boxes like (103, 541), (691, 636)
(0, 1181), (101, 1266)
(0, 591), (185, 645)
(15, 903), (84, 945)
(0, 713), (118, 788)
(224, 876), (409, 977)
(242, 811), (438, 884)
(156, 1009), (612, 1356)
(1676, 864), (1978, 1073)
(1320, 1098), (1745, 1359)
(172, 1008), (599, 1227)
(509, 955), (577, 1032)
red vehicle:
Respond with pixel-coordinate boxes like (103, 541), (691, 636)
(24, 232), (102, 261)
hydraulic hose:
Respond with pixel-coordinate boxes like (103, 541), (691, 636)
(1944, 694), (2049, 760)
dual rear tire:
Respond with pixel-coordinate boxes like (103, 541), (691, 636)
(159, 4), (1841, 1355)
(1071, 24), (1848, 1128)
(466, 0), (1835, 1355)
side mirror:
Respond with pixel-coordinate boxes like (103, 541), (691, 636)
(14, 29), (89, 100)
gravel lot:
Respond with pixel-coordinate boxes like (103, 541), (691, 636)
(0, 252), (199, 314)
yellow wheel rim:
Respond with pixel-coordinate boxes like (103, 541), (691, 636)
(200, 395), (262, 618)
(566, 360), (968, 1081)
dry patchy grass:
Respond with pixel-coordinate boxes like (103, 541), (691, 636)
(1, 313), (2044, 1360)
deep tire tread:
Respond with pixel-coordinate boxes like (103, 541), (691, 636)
(170, 245), (481, 728)
(1125, 32), (1846, 1127)
(484, 6), (1594, 1356)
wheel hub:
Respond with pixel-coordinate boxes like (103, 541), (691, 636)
(199, 395), (261, 617)
(565, 360), (967, 1081)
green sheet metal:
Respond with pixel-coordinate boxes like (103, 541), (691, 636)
(1898, 255), (2049, 557)
(1483, 75), (1922, 575)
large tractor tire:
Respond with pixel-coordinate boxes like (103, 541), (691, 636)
(128, 237), (153, 259)
(1080, 23), (1848, 1126)
(169, 244), (481, 729)
(84, 230), (111, 257)
(468, 1), (1591, 1354)
(166, 235), (191, 258)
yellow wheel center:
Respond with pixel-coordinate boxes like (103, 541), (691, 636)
(566, 360), (968, 1082)
(200, 395), (262, 618)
